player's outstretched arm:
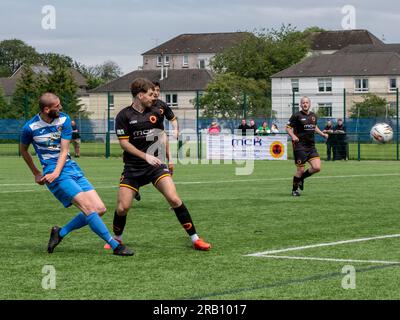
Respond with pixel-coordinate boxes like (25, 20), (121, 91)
(170, 118), (179, 139)
(315, 126), (329, 139)
(286, 126), (299, 143)
(20, 143), (44, 185)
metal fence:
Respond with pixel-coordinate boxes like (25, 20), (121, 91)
(1, 87), (399, 160)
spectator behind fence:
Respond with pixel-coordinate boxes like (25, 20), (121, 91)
(334, 118), (347, 160)
(256, 121), (271, 136)
(271, 123), (279, 134)
(208, 122), (220, 135)
(249, 120), (257, 135)
(322, 120), (334, 161)
(71, 120), (81, 158)
(238, 119), (249, 136)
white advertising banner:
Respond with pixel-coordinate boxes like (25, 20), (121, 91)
(206, 134), (287, 160)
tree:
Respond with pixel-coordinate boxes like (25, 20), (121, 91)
(202, 25), (311, 118)
(0, 39), (40, 77)
(40, 53), (74, 68)
(10, 65), (44, 119)
(46, 62), (82, 118)
(211, 25), (310, 80)
(350, 94), (394, 118)
(74, 60), (122, 89)
(199, 73), (271, 119)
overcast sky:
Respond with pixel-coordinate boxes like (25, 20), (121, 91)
(1, 0), (399, 74)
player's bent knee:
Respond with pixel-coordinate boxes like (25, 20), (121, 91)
(116, 205), (130, 215)
(97, 206), (107, 216)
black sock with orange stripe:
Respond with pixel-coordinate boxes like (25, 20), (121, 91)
(293, 176), (301, 191)
(173, 203), (197, 236)
(112, 211), (127, 237)
(301, 169), (313, 180)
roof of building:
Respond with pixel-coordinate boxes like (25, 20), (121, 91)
(0, 77), (16, 96)
(335, 43), (400, 55)
(0, 65), (87, 96)
(142, 32), (251, 55)
(89, 69), (213, 93)
(310, 29), (384, 51)
(271, 52), (400, 78)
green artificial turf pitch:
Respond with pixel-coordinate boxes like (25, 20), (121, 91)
(0, 156), (399, 299)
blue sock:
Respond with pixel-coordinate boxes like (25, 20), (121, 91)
(86, 212), (119, 250)
(59, 212), (88, 238)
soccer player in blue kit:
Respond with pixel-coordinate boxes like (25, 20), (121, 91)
(20, 92), (133, 256)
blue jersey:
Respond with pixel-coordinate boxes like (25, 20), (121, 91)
(21, 112), (73, 172)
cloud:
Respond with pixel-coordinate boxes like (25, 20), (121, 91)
(0, 0), (399, 73)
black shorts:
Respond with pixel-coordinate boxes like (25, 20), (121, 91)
(119, 164), (171, 192)
(293, 146), (319, 167)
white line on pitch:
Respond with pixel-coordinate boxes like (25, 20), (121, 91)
(258, 255), (400, 265)
(245, 234), (400, 257)
(1, 172), (399, 189)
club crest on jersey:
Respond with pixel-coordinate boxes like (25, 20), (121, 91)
(57, 125), (63, 131)
(311, 117), (316, 122)
(149, 115), (157, 124)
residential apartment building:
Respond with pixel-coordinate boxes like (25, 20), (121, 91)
(271, 51), (400, 119)
(88, 32), (249, 123)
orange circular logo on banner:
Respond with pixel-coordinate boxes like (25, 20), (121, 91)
(270, 141), (285, 158)
(149, 115), (157, 124)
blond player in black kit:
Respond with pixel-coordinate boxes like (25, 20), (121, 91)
(286, 96), (328, 197)
(104, 78), (211, 251)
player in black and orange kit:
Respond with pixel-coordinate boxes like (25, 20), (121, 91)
(286, 96), (328, 197)
(133, 81), (179, 202)
(104, 78), (211, 251)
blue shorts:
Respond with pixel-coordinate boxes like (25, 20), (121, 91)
(46, 162), (94, 208)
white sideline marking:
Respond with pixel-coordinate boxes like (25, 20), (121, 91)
(246, 234), (400, 257)
(1, 172), (399, 191)
(257, 255), (400, 265)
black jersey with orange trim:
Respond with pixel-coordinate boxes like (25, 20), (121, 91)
(287, 111), (318, 148)
(115, 105), (164, 168)
(154, 99), (176, 130)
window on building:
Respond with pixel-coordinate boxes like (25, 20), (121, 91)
(157, 55), (162, 66)
(389, 78), (397, 92)
(318, 103), (333, 117)
(166, 93), (178, 107)
(318, 78), (332, 92)
(183, 55), (189, 67)
(355, 78), (369, 92)
(291, 79), (299, 93)
(198, 59), (206, 69)
(164, 55), (170, 66)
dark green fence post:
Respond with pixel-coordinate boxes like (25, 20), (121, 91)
(196, 90), (200, 161)
(395, 88), (399, 160)
(343, 88), (346, 125)
(243, 92), (247, 119)
(357, 133), (361, 161)
(106, 92), (112, 158)
(24, 94), (28, 120)
(292, 90), (296, 114)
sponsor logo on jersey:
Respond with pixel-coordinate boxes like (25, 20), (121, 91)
(149, 115), (157, 124)
(129, 120), (138, 124)
(133, 129), (154, 137)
